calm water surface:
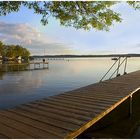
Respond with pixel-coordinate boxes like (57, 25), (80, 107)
(0, 57), (140, 109)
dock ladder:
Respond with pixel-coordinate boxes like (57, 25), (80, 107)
(100, 56), (128, 82)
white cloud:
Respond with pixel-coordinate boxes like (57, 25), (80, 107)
(0, 21), (75, 55)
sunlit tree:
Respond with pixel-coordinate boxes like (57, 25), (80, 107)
(0, 1), (140, 31)
(0, 41), (30, 59)
(0, 41), (4, 56)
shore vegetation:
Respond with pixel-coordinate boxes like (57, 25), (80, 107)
(0, 41), (30, 61)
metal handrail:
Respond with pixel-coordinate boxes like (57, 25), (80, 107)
(100, 57), (120, 82)
(109, 57), (127, 79)
(100, 57), (128, 82)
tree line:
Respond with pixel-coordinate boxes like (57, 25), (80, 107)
(0, 41), (30, 60)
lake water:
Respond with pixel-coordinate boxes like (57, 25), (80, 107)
(0, 57), (140, 110)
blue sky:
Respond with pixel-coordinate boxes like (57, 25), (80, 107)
(0, 2), (140, 55)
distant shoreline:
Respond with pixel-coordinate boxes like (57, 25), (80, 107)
(31, 54), (140, 58)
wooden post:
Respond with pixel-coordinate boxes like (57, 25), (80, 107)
(129, 94), (133, 117)
(46, 62), (49, 69)
(43, 62), (44, 69)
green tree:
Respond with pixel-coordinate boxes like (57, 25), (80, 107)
(5, 45), (30, 59)
(0, 41), (4, 56)
(0, 41), (30, 59)
(0, 1), (140, 31)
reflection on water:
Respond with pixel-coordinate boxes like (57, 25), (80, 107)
(0, 71), (4, 80)
(0, 57), (140, 109)
(0, 63), (29, 73)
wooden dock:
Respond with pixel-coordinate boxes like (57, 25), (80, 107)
(0, 62), (49, 72)
(1, 70), (140, 138)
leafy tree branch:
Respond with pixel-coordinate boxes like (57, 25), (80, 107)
(0, 1), (140, 30)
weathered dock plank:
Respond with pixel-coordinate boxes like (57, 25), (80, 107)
(26, 102), (97, 119)
(1, 70), (140, 138)
(0, 133), (8, 139)
(0, 114), (57, 138)
(0, 121), (31, 138)
(0, 111), (67, 138)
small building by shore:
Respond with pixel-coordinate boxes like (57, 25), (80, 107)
(16, 56), (22, 60)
